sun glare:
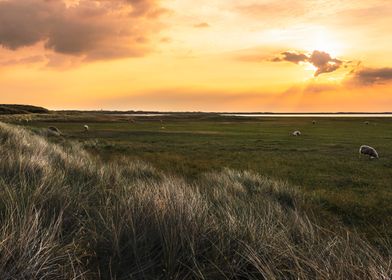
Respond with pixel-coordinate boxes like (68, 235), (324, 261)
(300, 27), (344, 57)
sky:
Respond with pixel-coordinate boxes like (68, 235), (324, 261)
(0, 0), (392, 112)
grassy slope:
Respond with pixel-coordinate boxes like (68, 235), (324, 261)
(0, 104), (49, 114)
(19, 114), (392, 240)
(0, 122), (390, 279)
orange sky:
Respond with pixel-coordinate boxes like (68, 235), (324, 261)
(1, 0), (392, 112)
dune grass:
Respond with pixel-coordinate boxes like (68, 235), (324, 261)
(0, 122), (390, 279)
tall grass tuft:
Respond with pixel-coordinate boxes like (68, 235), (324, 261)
(0, 122), (390, 279)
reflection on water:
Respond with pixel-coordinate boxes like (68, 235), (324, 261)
(111, 114), (167, 117)
(221, 114), (392, 118)
(110, 113), (392, 118)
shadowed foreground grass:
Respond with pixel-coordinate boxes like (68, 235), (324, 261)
(0, 122), (390, 279)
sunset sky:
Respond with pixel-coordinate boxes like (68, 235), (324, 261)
(1, 0), (392, 111)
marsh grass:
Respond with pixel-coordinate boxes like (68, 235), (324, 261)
(0, 122), (390, 279)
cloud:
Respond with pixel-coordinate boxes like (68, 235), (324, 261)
(273, 50), (343, 76)
(160, 37), (172, 43)
(236, 1), (306, 22)
(309, 51), (342, 76)
(349, 67), (392, 85)
(272, 51), (392, 87)
(272, 51), (308, 64)
(193, 22), (210, 28)
(124, 0), (163, 17)
(0, 55), (45, 66)
(0, 0), (164, 63)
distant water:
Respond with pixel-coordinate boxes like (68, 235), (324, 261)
(112, 113), (167, 117)
(111, 113), (392, 118)
(221, 114), (392, 118)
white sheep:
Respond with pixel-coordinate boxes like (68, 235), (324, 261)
(84, 125), (89, 132)
(292, 130), (301, 136)
(359, 145), (379, 159)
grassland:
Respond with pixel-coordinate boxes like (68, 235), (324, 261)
(0, 120), (391, 279)
(0, 104), (49, 115)
(11, 112), (392, 241)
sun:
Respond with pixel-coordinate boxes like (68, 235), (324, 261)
(299, 26), (345, 57)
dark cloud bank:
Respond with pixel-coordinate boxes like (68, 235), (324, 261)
(350, 67), (392, 85)
(0, 0), (164, 61)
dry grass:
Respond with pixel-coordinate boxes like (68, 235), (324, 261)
(0, 122), (390, 279)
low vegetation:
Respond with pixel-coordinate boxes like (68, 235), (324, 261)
(16, 113), (392, 241)
(0, 122), (390, 279)
(0, 104), (49, 115)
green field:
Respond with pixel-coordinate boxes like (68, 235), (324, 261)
(12, 113), (392, 239)
(1, 114), (391, 278)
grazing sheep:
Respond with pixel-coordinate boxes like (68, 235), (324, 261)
(18, 116), (31, 123)
(292, 130), (301, 136)
(359, 145), (379, 159)
(365, 121), (370, 125)
(84, 125), (89, 132)
(48, 126), (61, 136)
